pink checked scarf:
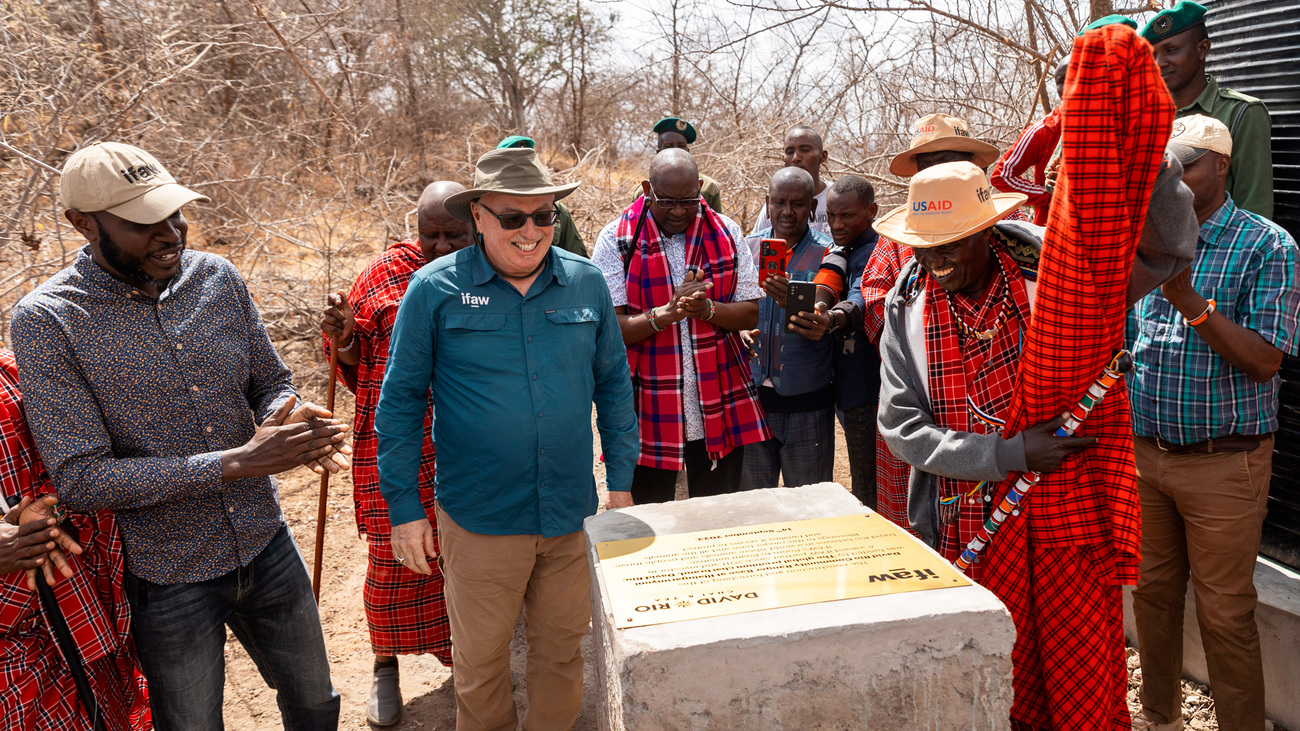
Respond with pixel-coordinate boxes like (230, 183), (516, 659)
(619, 196), (770, 470)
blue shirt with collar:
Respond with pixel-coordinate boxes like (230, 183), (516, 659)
(828, 229), (881, 411)
(375, 244), (638, 537)
(746, 226), (833, 398)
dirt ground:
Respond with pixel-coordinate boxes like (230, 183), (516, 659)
(220, 381), (1262, 730)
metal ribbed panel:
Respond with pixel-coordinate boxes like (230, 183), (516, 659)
(1206, 0), (1300, 567)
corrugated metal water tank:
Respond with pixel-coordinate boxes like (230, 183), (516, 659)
(1206, 0), (1300, 567)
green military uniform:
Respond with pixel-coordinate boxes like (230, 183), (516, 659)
(700, 174), (723, 214)
(1141, 1), (1274, 220)
(497, 135), (588, 258)
(553, 201), (587, 258)
(1176, 75), (1273, 220)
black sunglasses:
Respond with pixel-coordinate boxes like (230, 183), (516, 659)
(477, 202), (560, 230)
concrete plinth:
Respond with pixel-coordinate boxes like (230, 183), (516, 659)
(584, 483), (1015, 730)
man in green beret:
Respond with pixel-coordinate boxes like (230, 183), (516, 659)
(653, 117), (724, 213)
(1141, 0), (1274, 219)
(497, 136), (588, 257)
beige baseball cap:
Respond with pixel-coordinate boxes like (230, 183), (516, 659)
(59, 142), (209, 224)
(889, 113), (1002, 177)
(1167, 114), (1233, 164)
(873, 161), (1026, 248)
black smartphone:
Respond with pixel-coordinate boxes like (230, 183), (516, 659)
(784, 281), (818, 325)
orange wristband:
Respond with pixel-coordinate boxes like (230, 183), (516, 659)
(1184, 299), (1216, 327)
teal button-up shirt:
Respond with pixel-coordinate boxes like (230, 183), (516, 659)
(375, 244), (637, 537)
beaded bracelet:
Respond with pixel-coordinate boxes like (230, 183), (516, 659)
(647, 306), (665, 332)
(337, 335), (356, 352)
(704, 299), (717, 321)
(1184, 299), (1216, 327)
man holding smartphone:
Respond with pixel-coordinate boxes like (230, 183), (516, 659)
(741, 167), (835, 491)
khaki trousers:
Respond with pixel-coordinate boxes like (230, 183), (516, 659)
(1131, 435), (1273, 731)
(436, 503), (590, 731)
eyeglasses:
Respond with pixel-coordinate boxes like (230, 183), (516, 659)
(476, 202), (560, 230)
(648, 183), (701, 211)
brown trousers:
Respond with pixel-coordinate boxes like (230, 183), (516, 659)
(436, 503), (591, 731)
(1131, 435), (1273, 731)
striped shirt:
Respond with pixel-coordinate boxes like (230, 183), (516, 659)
(1128, 196), (1300, 443)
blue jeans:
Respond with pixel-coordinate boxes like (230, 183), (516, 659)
(126, 525), (340, 730)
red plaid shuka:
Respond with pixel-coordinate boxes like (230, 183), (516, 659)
(906, 244), (1033, 582)
(620, 196), (770, 470)
(1, 350), (150, 730)
(860, 237), (912, 529)
(980, 25), (1170, 730)
(326, 241), (451, 662)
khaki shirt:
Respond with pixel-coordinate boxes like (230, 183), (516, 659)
(701, 174), (723, 214)
(1177, 74), (1273, 220)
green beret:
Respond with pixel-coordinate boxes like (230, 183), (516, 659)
(1140, 1), (1207, 43)
(497, 135), (535, 149)
(1078, 14), (1138, 36)
(652, 117), (697, 144)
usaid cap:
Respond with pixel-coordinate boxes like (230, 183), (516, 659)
(59, 142), (209, 224)
(1168, 114), (1233, 164)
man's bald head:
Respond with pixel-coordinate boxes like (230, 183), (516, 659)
(648, 148), (700, 189)
(416, 181), (472, 262)
(769, 166), (815, 197)
(642, 149), (703, 237)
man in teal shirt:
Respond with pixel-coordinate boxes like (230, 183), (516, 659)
(1142, 1), (1274, 219)
(375, 147), (637, 730)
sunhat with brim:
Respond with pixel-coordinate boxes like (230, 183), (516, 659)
(59, 141), (209, 225)
(444, 148), (580, 222)
(873, 161), (1027, 248)
(889, 113), (1002, 177)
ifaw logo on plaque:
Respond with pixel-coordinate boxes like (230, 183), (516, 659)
(595, 513), (971, 629)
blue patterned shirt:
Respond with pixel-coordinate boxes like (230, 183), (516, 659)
(9, 248), (296, 584)
(1128, 196), (1300, 443)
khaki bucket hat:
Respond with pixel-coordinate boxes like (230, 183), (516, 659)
(873, 161), (1027, 248)
(889, 113), (1002, 177)
(444, 148), (580, 222)
(59, 141), (210, 224)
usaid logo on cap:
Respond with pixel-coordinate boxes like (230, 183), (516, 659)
(912, 200), (954, 214)
(912, 125), (937, 138)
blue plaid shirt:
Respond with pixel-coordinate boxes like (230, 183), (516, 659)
(1128, 196), (1300, 443)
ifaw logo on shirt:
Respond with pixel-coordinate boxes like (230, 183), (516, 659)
(460, 292), (490, 308)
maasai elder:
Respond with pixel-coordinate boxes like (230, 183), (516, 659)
(858, 113), (1002, 530)
(652, 117), (723, 213)
(750, 126), (832, 236)
(592, 148), (765, 503)
(786, 175), (881, 508)
(741, 167), (835, 491)
(876, 162), (1092, 567)
(319, 181), (469, 726)
(376, 148), (638, 730)
(1142, 0), (1273, 219)
(973, 24), (1197, 729)
(11, 142), (349, 729)
(1, 349), (150, 729)
(1129, 116), (1299, 731)
(881, 137), (1195, 728)
(497, 136), (588, 257)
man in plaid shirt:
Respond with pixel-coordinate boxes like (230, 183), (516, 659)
(320, 181), (468, 727)
(1, 348), (151, 729)
(1129, 115), (1300, 731)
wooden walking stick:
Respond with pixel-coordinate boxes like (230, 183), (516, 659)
(312, 336), (341, 603)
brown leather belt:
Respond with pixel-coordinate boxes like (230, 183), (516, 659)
(1143, 433), (1268, 454)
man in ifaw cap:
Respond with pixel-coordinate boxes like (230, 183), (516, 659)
(376, 147), (638, 730)
(10, 141), (351, 729)
(1129, 115), (1300, 731)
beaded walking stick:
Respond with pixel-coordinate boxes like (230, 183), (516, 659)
(955, 349), (1134, 573)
